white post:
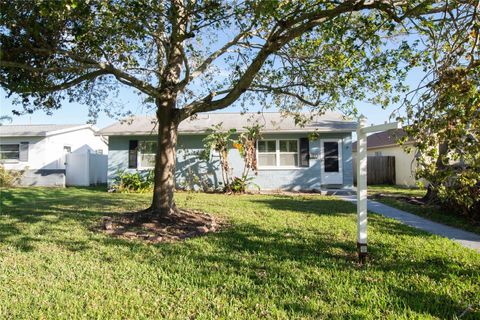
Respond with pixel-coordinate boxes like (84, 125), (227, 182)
(356, 115), (368, 262)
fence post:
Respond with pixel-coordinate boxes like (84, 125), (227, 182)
(356, 115), (368, 263)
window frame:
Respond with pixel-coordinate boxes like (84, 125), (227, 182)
(0, 143), (20, 162)
(256, 139), (301, 169)
(137, 140), (157, 169)
(320, 138), (343, 176)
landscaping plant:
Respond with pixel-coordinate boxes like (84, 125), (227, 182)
(2, 0), (467, 216)
(0, 165), (23, 187)
(397, 4), (480, 222)
(113, 170), (154, 193)
(201, 123), (236, 192)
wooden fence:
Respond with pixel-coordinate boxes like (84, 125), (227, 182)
(353, 156), (395, 185)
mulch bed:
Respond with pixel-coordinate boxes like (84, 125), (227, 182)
(371, 193), (428, 206)
(100, 209), (220, 243)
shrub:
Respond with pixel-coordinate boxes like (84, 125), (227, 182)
(229, 176), (259, 193)
(112, 170), (153, 193)
(0, 165), (23, 187)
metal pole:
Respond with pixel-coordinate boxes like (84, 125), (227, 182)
(356, 115), (368, 263)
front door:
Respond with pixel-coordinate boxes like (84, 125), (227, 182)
(320, 139), (343, 185)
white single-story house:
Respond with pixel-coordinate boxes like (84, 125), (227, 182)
(99, 112), (357, 191)
(352, 128), (417, 187)
(0, 124), (108, 187)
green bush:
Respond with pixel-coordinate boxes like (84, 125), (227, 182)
(112, 170), (154, 193)
(229, 176), (259, 193)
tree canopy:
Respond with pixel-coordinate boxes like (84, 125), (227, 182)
(1, 0), (452, 118)
(1, 0), (474, 215)
(397, 1), (480, 218)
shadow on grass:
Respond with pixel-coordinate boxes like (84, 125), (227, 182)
(0, 187), (146, 252)
(250, 195), (432, 238)
(178, 223), (476, 319)
(249, 195), (355, 216)
(0, 188), (478, 318)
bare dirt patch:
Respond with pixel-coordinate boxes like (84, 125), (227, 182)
(100, 209), (221, 243)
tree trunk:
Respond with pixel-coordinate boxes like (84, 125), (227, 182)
(422, 142), (448, 204)
(151, 102), (179, 216)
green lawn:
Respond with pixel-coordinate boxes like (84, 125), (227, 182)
(368, 185), (480, 235)
(1, 187), (479, 319)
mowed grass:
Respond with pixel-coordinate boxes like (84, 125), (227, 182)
(0, 188), (479, 319)
(368, 185), (480, 235)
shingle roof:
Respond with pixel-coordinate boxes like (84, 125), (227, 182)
(352, 128), (411, 151)
(99, 112), (356, 136)
(0, 124), (91, 137)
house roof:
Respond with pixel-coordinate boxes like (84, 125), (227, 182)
(0, 124), (95, 137)
(99, 112), (357, 136)
(352, 128), (411, 152)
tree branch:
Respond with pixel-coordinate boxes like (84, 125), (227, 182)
(3, 70), (109, 94)
(248, 85), (321, 107)
(175, 28), (252, 91)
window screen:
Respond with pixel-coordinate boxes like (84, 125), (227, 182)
(138, 141), (157, 168)
(324, 142), (339, 172)
(0, 144), (20, 160)
(257, 140), (277, 167)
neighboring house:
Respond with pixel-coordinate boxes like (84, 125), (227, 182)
(99, 112), (357, 191)
(0, 124), (108, 187)
(352, 128), (417, 187)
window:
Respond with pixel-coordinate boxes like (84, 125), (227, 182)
(257, 139), (299, 168)
(279, 140), (298, 166)
(257, 140), (277, 167)
(138, 141), (157, 168)
(375, 151), (382, 156)
(324, 142), (339, 172)
(0, 144), (19, 160)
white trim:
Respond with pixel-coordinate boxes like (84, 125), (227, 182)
(100, 129), (356, 136)
(320, 138), (343, 184)
(0, 124), (98, 138)
(137, 140), (156, 169)
(257, 139), (301, 169)
(46, 124), (93, 137)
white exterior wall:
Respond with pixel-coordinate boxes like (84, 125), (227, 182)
(43, 127), (108, 169)
(1, 127), (107, 171)
(0, 136), (46, 170)
(366, 145), (417, 187)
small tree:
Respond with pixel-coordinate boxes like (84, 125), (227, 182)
(201, 123), (236, 192)
(234, 124), (263, 179)
(202, 123), (262, 193)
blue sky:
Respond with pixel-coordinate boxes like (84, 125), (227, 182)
(0, 27), (419, 129)
(0, 4), (430, 131)
(0, 80), (411, 129)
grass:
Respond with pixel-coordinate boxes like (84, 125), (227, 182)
(368, 185), (480, 235)
(0, 187), (479, 319)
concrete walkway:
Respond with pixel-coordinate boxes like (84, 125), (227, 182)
(338, 195), (480, 253)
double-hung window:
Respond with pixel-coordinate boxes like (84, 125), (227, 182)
(257, 139), (299, 168)
(138, 141), (157, 168)
(279, 140), (298, 166)
(0, 144), (20, 161)
(257, 140), (277, 167)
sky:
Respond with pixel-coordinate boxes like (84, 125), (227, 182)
(0, 23), (420, 130)
(0, 78), (413, 130)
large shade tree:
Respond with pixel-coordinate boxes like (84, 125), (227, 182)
(397, 1), (480, 219)
(0, 0), (458, 216)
